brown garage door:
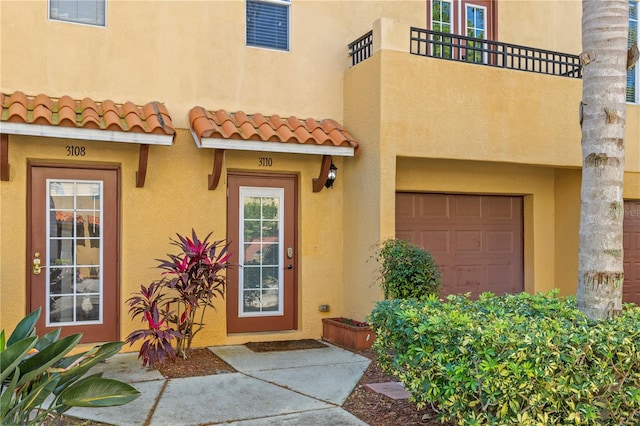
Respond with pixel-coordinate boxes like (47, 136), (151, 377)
(396, 193), (524, 298)
(623, 201), (640, 305)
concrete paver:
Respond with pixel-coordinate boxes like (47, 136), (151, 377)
(63, 342), (370, 426)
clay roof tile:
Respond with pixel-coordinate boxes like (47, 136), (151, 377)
(103, 109), (124, 131)
(187, 107), (358, 153)
(32, 104), (53, 125)
(7, 101), (28, 123)
(34, 94), (52, 110)
(80, 97), (99, 114)
(122, 102), (140, 118)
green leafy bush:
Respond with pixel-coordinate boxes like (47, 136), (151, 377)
(373, 238), (441, 300)
(368, 291), (640, 425)
(1, 308), (140, 425)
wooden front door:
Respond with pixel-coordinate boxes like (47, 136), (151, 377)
(227, 173), (297, 333)
(28, 165), (119, 343)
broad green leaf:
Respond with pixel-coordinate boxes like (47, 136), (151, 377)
(0, 365), (20, 418)
(17, 333), (82, 387)
(6, 308), (40, 347)
(60, 378), (140, 407)
(0, 336), (37, 383)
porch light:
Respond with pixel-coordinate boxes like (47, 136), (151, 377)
(325, 162), (337, 188)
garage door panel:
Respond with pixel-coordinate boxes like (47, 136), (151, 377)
(396, 193), (523, 299)
(396, 193), (416, 218)
(455, 230), (482, 252)
(420, 194), (450, 219)
(485, 197), (517, 219)
(453, 196), (482, 219)
(451, 264), (482, 294)
(623, 201), (640, 305)
(487, 230), (515, 253)
(421, 230), (450, 253)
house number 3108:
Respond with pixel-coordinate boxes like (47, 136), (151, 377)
(258, 157), (273, 167)
(66, 146), (86, 156)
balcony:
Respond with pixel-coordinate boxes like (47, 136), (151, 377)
(343, 18), (584, 168)
(349, 26), (582, 80)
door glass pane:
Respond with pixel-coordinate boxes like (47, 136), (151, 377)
(47, 179), (103, 326)
(239, 187), (284, 316)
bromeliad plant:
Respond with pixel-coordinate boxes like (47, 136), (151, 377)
(126, 230), (230, 367)
(1, 308), (140, 425)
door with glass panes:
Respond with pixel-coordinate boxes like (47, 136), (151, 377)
(226, 173), (297, 333)
(28, 165), (119, 342)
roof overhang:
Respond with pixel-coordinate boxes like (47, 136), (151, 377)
(192, 132), (355, 157)
(0, 122), (174, 145)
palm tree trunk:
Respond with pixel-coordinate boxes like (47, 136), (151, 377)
(577, 0), (628, 320)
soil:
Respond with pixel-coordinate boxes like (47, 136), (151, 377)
(49, 344), (450, 425)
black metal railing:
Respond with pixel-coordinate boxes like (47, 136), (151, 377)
(348, 30), (373, 66)
(410, 28), (582, 78)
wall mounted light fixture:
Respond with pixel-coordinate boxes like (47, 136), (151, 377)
(325, 162), (337, 188)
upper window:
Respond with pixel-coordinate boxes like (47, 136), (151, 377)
(429, 0), (495, 41)
(49, 0), (106, 27)
(246, 0), (290, 51)
(628, 1), (638, 103)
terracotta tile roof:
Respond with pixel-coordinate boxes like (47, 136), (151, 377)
(189, 107), (359, 154)
(0, 91), (175, 136)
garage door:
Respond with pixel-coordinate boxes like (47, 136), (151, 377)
(623, 201), (640, 305)
(396, 193), (524, 298)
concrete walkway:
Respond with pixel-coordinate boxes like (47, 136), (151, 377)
(66, 343), (371, 425)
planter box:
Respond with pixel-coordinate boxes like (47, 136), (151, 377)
(322, 318), (374, 351)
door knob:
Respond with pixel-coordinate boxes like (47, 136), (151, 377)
(287, 264), (293, 270)
(33, 252), (43, 275)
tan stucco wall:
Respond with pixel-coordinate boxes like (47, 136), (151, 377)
(380, 49), (584, 167)
(0, 0), (427, 129)
(342, 54), (386, 322)
(0, 130), (346, 347)
(498, 0), (582, 54)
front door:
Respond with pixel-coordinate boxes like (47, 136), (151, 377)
(28, 165), (119, 343)
(227, 173), (297, 333)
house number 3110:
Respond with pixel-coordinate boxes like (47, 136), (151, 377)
(66, 146), (86, 156)
(258, 157), (273, 167)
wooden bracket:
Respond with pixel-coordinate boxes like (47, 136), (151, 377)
(1, 134), (9, 181)
(135, 144), (150, 188)
(208, 149), (225, 190)
(312, 154), (332, 193)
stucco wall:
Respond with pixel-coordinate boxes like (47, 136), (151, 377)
(0, 0), (427, 129)
(0, 130), (346, 347)
(380, 49), (584, 167)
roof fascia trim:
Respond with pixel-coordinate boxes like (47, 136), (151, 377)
(0, 122), (173, 145)
(195, 136), (355, 157)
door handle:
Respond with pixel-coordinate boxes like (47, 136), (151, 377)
(287, 264), (293, 270)
(33, 252), (44, 275)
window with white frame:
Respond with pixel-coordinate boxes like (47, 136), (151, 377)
(246, 0), (290, 51)
(49, 0), (106, 27)
(628, 0), (639, 103)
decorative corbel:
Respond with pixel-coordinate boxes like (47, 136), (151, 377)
(1, 133), (9, 181)
(312, 154), (332, 193)
(208, 149), (225, 190)
(135, 144), (150, 188)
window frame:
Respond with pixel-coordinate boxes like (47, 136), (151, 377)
(48, 0), (107, 28)
(246, 0), (291, 52)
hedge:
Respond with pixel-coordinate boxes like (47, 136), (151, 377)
(368, 291), (640, 425)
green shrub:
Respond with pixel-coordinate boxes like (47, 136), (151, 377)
(373, 238), (441, 300)
(368, 291), (640, 425)
(1, 308), (140, 425)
